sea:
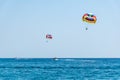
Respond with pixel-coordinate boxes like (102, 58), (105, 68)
(0, 58), (120, 80)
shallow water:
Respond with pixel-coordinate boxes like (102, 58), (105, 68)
(0, 58), (120, 80)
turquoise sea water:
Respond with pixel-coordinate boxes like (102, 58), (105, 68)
(0, 58), (120, 80)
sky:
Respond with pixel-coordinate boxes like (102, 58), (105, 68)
(0, 0), (120, 58)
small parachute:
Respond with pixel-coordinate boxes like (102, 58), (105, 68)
(46, 34), (52, 39)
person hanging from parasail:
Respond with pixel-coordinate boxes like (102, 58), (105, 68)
(46, 34), (52, 42)
(82, 13), (97, 30)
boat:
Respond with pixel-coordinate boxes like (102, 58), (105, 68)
(53, 57), (58, 61)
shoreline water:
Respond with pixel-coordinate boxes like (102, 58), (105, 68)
(0, 58), (119, 79)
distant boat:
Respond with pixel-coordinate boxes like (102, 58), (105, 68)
(53, 57), (58, 61)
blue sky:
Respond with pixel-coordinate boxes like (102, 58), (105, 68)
(0, 0), (120, 58)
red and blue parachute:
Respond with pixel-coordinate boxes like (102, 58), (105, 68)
(46, 34), (52, 39)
